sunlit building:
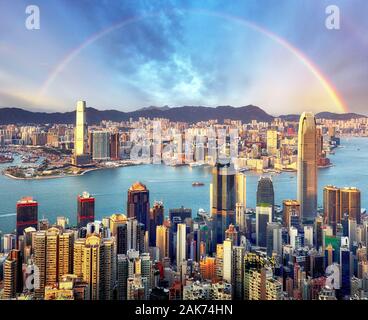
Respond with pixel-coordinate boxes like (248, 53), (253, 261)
(297, 112), (317, 223)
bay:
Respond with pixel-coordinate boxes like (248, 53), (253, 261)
(0, 137), (366, 233)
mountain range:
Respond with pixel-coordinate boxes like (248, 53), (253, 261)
(0, 105), (365, 125)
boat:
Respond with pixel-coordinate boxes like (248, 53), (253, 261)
(192, 182), (205, 187)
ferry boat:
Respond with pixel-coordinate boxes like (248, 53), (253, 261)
(192, 182), (205, 187)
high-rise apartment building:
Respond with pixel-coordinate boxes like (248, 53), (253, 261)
(81, 234), (116, 300)
(3, 250), (23, 299)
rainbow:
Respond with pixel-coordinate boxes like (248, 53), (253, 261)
(37, 9), (348, 113)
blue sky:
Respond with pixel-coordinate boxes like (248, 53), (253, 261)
(0, 0), (367, 115)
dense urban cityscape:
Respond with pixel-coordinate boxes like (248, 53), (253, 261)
(0, 100), (367, 301)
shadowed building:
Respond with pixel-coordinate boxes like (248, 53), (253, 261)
(210, 162), (236, 247)
(127, 182), (150, 231)
(340, 187), (361, 224)
(256, 177), (274, 218)
(16, 197), (38, 239)
(77, 191), (95, 228)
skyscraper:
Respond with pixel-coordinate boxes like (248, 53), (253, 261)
(297, 112), (318, 223)
(92, 131), (111, 161)
(81, 234), (116, 300)
(232, 246), (245, 300)
(16, 196), (38, 239)
(149, 201), (164, 247)
(176, 223), (187, 268)
(156, 225), (169, 261)
(282, 200), (300, 229)
(256, 177), (274, 217)
(256, 204), (273, 247)
(323, 185), (340, 235)
(222, 239), (233, 283)
(127, 182), (150, 231)
(74, 100), (90, 165)
(210, 162), (236, 245)
(110, 132), (120, 160)
(340, 187), (361, 224)
(340, 245), (352, 298)
(77, 191), (95, 228)
(266, 130), (279, 156)
(266, 222), (282, 257)
(110, 213), (127, 254)
(3, 249), (23, 299)
(33, 228), (73, 299)
(236, 172), (246, 207)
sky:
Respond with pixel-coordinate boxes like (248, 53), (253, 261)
(0, 0), (367, 115)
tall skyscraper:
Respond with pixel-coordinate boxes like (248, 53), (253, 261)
(210, 162), (236, 245)
(297, 112), (318, 223)
(156, 225), (169, 260)
(176, 223), (187, 268)
(81, 234), (116, 300)
(222, 239), (233, 283)
(282, 200), (300, 229)
(256, 204), (273, 247)
(323, 185), (340, 235)
(232, 246), (245, 300)
(340, 245), (352, 298)
(33, 228), (73, 298)
(127, 182), (150, 231)
(200, 257), (216, 282)
(3, 249), (23, 299)
(92, 131), (111, 161)
(340, 187), (361, 224)
(110, 213), (127, 254)
(77, 191), (95, 228)
(149, 201), (164, 247)
(74, 100), (90, 165)
(266, 222), (282, 257)
(236, 172), (246, 207)
(110, 132), (120, 160)
(304, 225), (314, 247)
(16, 197), (38, 239)
(256, 177), (274, 217)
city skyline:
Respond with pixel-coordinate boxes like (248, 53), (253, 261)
(1, 0), (368, 304)
(1, 101), (368, 301)
(0, 1), (367, 115)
